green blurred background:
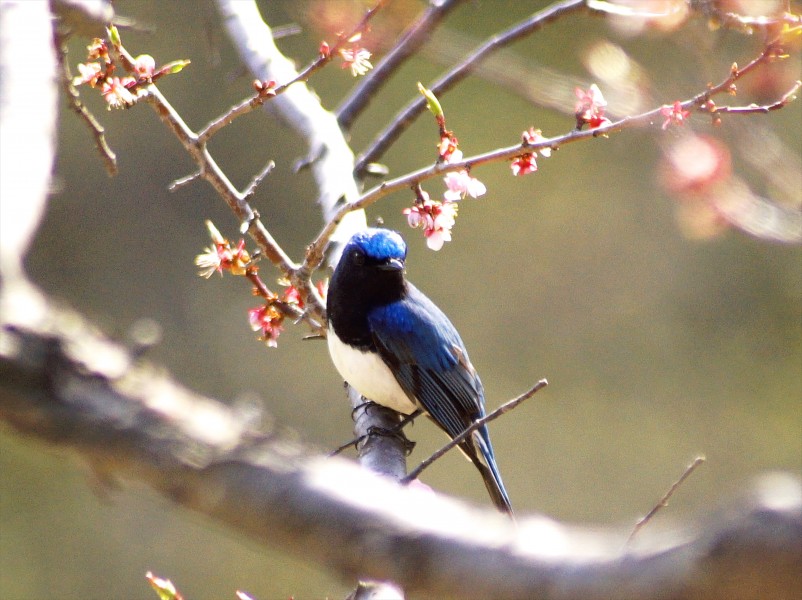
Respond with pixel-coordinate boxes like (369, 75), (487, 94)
(2, 0), (800, 598)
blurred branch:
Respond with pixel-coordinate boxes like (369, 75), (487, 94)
(1, 287), (801, 600)
(336, 0), (464, 130)
(627, 456), (706, 545)
(0, 0), (59, 282)
(353, 0), (587, 176)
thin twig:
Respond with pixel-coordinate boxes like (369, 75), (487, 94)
(627, 456), (706, 545)
(354, 0), (587, 175)
(710, 80), (801, 115)
(54, 34), (118, 176)
(198, 0), (389, 144)
(243, 160), (275, 199)
(336, 0), (464, 130)
(168, 170), (202, 192)
(403, 379), (548, 483)
(104, 37), (329, 330)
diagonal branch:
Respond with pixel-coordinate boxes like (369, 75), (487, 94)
(304, 47), (801, 272)
(353, 0), (587, 176)
(404, 379), (548, 483)
(336, 0), (464, 130)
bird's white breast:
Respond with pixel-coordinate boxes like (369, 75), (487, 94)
(327, 326), (418, 415)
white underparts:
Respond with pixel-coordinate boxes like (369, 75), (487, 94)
(327, 327), (418, 415)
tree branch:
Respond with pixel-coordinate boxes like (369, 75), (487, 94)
(336, 0), (464, 130)
(1, 283), (800, 600)
(353, 0), (587, 176)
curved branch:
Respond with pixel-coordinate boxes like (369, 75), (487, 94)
(1, 283), (800, 600)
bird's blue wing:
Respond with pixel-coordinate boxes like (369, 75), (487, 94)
(367, 284), (486, 439)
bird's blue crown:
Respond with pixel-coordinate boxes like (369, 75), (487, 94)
(349, 228), (407, 261)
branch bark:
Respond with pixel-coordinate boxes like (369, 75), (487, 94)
(1, 284), (800, 600)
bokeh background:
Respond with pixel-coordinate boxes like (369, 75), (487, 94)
(1, 0), (800, 598)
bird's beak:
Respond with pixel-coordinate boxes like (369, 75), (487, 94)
(380, 257), (405, 272)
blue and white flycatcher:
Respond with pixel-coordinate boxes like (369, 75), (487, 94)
(326, 228), (513, 514)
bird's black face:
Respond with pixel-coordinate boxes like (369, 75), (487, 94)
(328, 229), (410, 344)
(341, 244), (405, 295)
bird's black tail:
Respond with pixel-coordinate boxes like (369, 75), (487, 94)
(466, 427), (514, 516)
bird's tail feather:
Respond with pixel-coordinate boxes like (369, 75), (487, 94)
(468, 429), (514, 516)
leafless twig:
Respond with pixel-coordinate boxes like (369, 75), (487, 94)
(403, 379), (548, 483)
(627, 456), (706, 545)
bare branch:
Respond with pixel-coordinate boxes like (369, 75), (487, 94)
(627, 456), (706, 545)
(404, 379), (548, 483)
(336, 0), (464, 130)
(354, 0), (587, 176)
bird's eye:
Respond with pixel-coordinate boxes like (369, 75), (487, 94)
(353, 250), (365, 266)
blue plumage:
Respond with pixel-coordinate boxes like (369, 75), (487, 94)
(326, 228), (513, 514)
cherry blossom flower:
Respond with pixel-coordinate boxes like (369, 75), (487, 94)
(195, 221), (251, 277)
(72, 62), (103, 87)
(511, 154), (538, 176)
(522, 127), (552, 157)
(443, 169), (486, 200)
(339, 46), (372, 76)
(248, 304), (284, 348)
(575, 84), (611, 129)
(86, 38), (109, 62)
(438, 134), (459, 162)
(404, 195), (459, 251)
(101, 76), (137, 109)
(511, 128), (552, 176)
(438, 148), (486, 200)
(660, 100), (691, 129)
(134, 54), (156, 79)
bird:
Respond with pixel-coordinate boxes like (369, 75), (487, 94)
(326, 227), (513, 515)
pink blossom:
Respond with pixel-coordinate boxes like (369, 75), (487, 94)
(443, 170), (486, 201)
(134, 54), (156, 79)
(248, 304), (284, 348)
(72, 62), (103, 87)
(438, 135), (459, 162)
(575, 84), (611, 129)
(511, 154), (538, 176)
(660, 100), (691, 130)
(101, 76), (137, 109)
(403, 198), (458, 251)
(522, 128), (552, 157)
(444, 148), (463, 164)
